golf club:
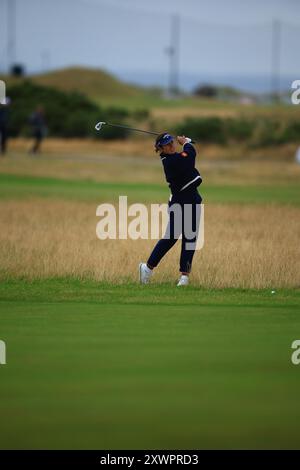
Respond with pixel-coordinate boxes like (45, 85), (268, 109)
(95, 121), (195, 143)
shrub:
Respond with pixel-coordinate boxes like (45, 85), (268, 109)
(6, 81), (134, 139)
(194, 84), (218, 98)
(254, 119), (282, 147)
(175, 117), (226, 144)
(225, 118), (254, 142)
(131, 109), (150, 121)
(280, 121), (300, 144)
(175, 115), (300, 147)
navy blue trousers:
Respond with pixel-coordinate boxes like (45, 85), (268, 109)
(147, 188), (202, 273)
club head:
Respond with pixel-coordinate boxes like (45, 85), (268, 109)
(95, 121), (106, 131)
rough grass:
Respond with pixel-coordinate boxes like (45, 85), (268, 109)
(0, 145), (299, 288)
(2, 143), (300, 182)
(3, 137), (300, 161)
(0, 199), (299, 288)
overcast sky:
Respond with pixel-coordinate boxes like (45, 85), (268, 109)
(0, 0), (299, 91)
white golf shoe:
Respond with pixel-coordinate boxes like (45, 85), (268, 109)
(177, 275), (189, 286)
(139, 263), (153, 284)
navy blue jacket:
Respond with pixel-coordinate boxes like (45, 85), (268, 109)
(160, 143), (202, 195)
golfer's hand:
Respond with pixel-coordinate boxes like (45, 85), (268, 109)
(177, 135), (187, 145)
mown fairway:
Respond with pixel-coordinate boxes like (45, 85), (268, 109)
(1, 173), (300, 205)
(0, 143), (299, 449)
(0, 280), (300, 449)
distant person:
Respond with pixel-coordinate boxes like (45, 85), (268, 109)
(29, 106), (47, 154)
(0, 97), (10, 155)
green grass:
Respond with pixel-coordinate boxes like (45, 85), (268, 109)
(2, 66), (145, 101)
(0, 153), (299, 448)
(4, 66), (300, 114)
(0, 173), (299, 205)
(0, 279), (299, 449)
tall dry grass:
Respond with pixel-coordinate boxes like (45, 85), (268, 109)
(151, 102), (300, 123)
(0, 199), (299, 288)
(4, 137), (299, 162)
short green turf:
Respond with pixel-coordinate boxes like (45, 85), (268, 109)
(0, 280), (299, 449)
(0, 173), (299, 205)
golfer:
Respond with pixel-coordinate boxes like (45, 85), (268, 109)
(139, 133), (202, 286)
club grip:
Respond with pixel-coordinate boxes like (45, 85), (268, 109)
(184, 137), (196, 144)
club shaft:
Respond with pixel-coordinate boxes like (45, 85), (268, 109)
(105, 122), (159, 136)
(97, 121), (196, 143)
